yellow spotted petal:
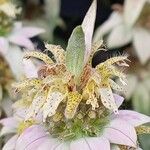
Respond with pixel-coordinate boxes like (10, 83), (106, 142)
(103, 56), (128, 66)
(45, 44), (65, 63)
(24, 51), (53, 65)
(109, 79), (124, 92)
(25, 90), (47, 120)
(99, 87), (118, 114)
(13, 99), (31, 109)
(65, 92), (82, 119)
(91, 72), (101, 85)
(12, 78), (42, 91)
(110, 68), (125, 79)
(42, 91), (64, 122)
(84, 80), (99, 110)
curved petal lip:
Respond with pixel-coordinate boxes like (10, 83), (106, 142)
(16, 125), (48, 150)
(113, 110), (150, 127)
(103, 118), (137, 148)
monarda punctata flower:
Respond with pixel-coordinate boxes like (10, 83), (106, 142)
(0, 0), (44, 54)
(1, 0), (150, 149)
(0, 0), (44, 79)
(94, 0), (150, 64)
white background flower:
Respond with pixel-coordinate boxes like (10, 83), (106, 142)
(94, 0), (150, 64)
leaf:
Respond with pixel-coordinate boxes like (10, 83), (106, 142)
(139, 134), (150, 150)
(66, 26), (85, 77)
(82, 0), (97, 63)
(132, 83), (150, 115)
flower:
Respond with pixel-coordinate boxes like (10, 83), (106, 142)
(94, 0), (150, 64)
(1, 0), (150, 150)
(0, 0), (45, 54)
(12, 41), (128, 122)
(2, 96), (150, 150)
(0, 1), (44, 79)
(0, 0), (21, 18)
(122, 66), (150, 115)
(0, 22), (45, 55)
(23, 0), (61, 41)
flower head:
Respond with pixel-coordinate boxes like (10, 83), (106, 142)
(1, 0), (150, 149)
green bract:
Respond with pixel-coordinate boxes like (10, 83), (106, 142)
(66, 26), (85, 79)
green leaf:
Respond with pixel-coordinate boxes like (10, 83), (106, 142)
(132, 83), (150, 115)
(66, 26), (85, 77)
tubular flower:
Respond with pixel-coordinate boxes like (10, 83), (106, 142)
(1, 0), (150, 150)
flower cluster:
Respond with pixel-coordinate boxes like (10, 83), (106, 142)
(0, 0), (44, 81)
(0, 0), (150, 150)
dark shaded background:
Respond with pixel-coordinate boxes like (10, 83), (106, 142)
(58, 0), (124, 40)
